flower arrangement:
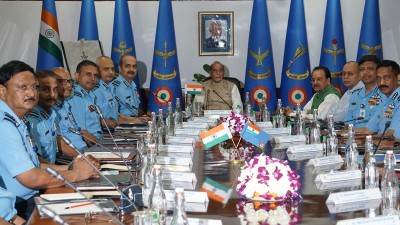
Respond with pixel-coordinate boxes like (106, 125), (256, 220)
(236, 199), (301, 225)
(219, 112), (256, 161)
(236, 154), (301, 201)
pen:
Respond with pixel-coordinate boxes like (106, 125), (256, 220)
(65, 202), (94, 209)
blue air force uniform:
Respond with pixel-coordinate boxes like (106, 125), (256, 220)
(92, 79), (119, 121)
(0, 187), (18, 221)
(365, 87), (400, 134)
(345, 85), (386, 128)
(27, 106), (59, 163)
(0, 100), (40, 201)
(53, 99), (87, 151)
(67, 84), (103, 140)
(111, 75), (140, 116)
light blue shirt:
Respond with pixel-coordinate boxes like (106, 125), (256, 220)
(366, 87), (400, 134)
(0, 100), (39, 200)
(0, 187), (17, 221)
(27, 106), (59, 163)
(330, 81), (364, 122)
(92, 79), (119, 121)
(53, 99), (87, 151)
(67, 84), (103, 140)
(345, 85), (386, 129)
(111, 75), (140, 116)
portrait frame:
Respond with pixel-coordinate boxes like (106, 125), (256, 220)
(198, 11), (234, 56)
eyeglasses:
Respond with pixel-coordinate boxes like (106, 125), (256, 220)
(57, 79), (73, 85)
(311, 77), (327, 83)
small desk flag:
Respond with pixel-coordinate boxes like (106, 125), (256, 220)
(185, 84), (202, 95)
(201, 177), (232, 204)
(240, 122), (270, 150)
(199, 123), (232, 149)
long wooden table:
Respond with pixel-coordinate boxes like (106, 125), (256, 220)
(28, 136), (393, 225)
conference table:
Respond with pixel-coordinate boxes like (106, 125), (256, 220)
(27, 129), (399, 225)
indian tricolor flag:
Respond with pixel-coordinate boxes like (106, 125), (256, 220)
(246, 123), (260, 136)
(201, 177), (232, 204)
(36, 0), (63, 70)
(199, 122), (232, 149)
(185, 84), (202, 95)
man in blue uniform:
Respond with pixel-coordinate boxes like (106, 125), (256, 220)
(27, 70), (60, 163)
(0, 185), (25, 225)
(357, 60), (400, 136)
(52, 67), (88, 154)
(345, 55), (385, 128)
(112, 55), (141, 117)
(67, 60), (102, 143)
(0, 60), (99, 219)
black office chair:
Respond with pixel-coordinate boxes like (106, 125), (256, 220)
(202, 76), (243, 98)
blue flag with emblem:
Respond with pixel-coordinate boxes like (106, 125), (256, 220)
(111, 0), (142, 109)
(243, 0), (277, 111)
(148, 0), (183, 113)
(357, 0), (383, 61)
(78, 0), (99, 40)
(319, 0), (346, 94)
(240, 122), (270, 150)
(36, 0), (63, 70)
(280, 0), (312, 109)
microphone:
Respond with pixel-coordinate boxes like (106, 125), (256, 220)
(46, 167), (124, 225)
(335, 117), (364, 126)
(114, 95), (139, 116)
(59, 137), (141, 213)
(67, 128), (140, 172)
(40, 205), (69, 225)
(92, 106), (138, 178)
(212, 89), (232, 109)
(373, 121), (391, 155)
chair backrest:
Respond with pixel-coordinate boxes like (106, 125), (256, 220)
(202, 76), (243, 100)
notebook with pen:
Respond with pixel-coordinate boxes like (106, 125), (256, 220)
(71, 174), (131, 190)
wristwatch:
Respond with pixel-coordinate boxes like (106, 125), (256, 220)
(8, 215), (17, 225)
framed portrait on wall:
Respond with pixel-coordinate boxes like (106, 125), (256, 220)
(198, 11), (234, 56)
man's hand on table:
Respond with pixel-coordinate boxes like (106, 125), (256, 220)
(72, 155), (100, 180)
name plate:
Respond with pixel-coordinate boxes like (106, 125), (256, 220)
(167, 218), (222, 225)
(167, 136), (195, 147)
(204, 110), (231, 118)
(307, 162), (344, 175)
(175, 128), (202, 136)
(307, 155), (344, 167)
(315, 179), (361, 191)
(183, 122), (209, 129)
(336, 215), (400, 225)
(161, 165), (191, 172)
(161, 171), (197, 183)
(255, 121), (273, 128)
(287, 151), (323, 161)
(326, 188), (381, 205)
(157, 156), (193, 168)
(158, 151), (193, 160)
(287, 144), (323, 154)
(315, 170), (361, 183)
(273, 135), (306, 143)
(144, 190), (209, 212)
(263, 128), (290, 136)
(327, 198), (381, 214)
(158, 145), (194, 154)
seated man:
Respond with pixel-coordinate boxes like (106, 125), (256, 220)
(93, 56), (147, 127)
(328, 61), (364, 122)
(286, 66), (341, 120)
(0, 182), (25, 225)
(67, 60), (103, 142)
(52, 67), (89, 154)
(357, 60), (400, 136)
(194, 61), (242, 111)
(0, 60), (99, 219)
(112, 55), (141, 117)
(345, 55), (385, 128)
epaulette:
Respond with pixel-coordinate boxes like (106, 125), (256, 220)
(373, 86), (379, 92)
(74, 91), (83, 98)
(352, 87), (362, 93)
(123, 80), (130, 87)
(392, 92), (398, 100)
(3, 112), (19, 127)
(95, 83), (100, 89)
(102, 82), (108, 89)
(112, 79), (121, 87)
(29, 111), (40, 121)
(40, 110), (49, 120)
(55, 100), (63, 108)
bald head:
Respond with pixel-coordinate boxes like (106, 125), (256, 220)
(51, 67), (73, 100)
(96, 56), (115, 83)
(342, 61), (360, 90)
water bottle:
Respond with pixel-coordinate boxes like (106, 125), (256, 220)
(185, 94), (193, 121)
(326, 114), (338, 155)
(346, 124), (359, 170)
(364, 135), (378, 189)
(149, 165), (167, 225)
(244, 92), (251, 117)
(287, 121), (292, 135)
(166, 102), (175, 136)
(276, 99), (285, 128)
(175, 98), (184, 129)
(381, 151), (399, 216)
(143, 144), (157, 205)
(170, 188), (189, 225)
(260, 97), (270, 122)
(322, 136), (327, 156)
(309, 109), (321, 144)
